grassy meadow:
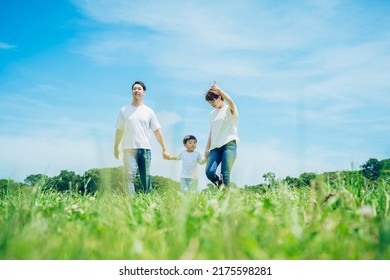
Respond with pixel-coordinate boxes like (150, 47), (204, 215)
(1, 176), (390, 260)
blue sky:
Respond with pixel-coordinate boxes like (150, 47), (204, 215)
(1, 0), (389, 187)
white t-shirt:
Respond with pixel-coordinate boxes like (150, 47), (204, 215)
(176, 150), (203, 179)
(210, 105), (239, 150)
(115, 104), (161, 150)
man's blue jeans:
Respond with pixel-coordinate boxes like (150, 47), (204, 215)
(205, 140), (237, 187)
(123, 149), (151, 195)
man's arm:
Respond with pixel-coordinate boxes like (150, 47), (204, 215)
(114, 129), (123, 159)
(154, 128), (170, 159)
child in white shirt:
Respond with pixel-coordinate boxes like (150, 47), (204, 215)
(166, 135), (207, 191)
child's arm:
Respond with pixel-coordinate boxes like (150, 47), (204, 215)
(165, 155), (178, 160)
(198, 151), (207, 165)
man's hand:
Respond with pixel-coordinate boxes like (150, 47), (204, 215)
(163, 150), (170, 159)
(114, 147), (120, 159)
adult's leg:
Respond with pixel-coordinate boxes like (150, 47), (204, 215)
(123, 149), (137, 195)
(220, 141), (237, 187)
(136, 149), (152, 193)
(180, 178), (190, 192)
(205, 147), (223, 186)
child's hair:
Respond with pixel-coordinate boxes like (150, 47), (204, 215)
(205, 89), (224, 101)
(183, 135), (197, 144)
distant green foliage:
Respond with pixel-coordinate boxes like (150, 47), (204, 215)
(380, 159), (390, 184)
(262, 172), (276, 186)
(362, 158), (382, 181)
(14, 167), (180, 195)
(1, 157), (389, 194)
(24, 174), (48, 186)
(298, 172), (317, 187)
(0, 179), (21, 196)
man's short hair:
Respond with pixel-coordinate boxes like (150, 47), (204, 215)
(132, 81), (146, 91)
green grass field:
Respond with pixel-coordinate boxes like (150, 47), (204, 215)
(1, 177), (390, 260)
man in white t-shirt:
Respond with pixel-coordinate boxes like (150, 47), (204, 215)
(166, 135), (207, 191)
(114, 81), (170, 195)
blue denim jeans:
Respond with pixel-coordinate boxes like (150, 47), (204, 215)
(205, 140), (237, 187)
(123, 149), (151, 195)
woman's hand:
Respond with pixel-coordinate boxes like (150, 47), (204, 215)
(211, 80), (220, 92)
(210, 80), (237, 116)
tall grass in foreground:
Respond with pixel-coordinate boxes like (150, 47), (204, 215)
(1, 179), (390, 260)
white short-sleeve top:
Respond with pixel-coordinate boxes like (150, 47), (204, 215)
(209, 105), (239, 150)
(116, 104), (161, 150)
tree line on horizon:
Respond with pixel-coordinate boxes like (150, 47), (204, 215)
(1, 158), (389, 195)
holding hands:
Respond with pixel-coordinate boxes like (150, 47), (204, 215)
(163, 150), (170, 160)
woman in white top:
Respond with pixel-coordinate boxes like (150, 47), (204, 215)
(204, 81), (239, 188)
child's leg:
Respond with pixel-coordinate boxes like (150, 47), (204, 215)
(180, 178), (191, 191)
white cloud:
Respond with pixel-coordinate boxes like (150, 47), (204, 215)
(72, 0), (390, 107)
(0, 42), (16, 50)
(74, 34), (144, 65)
(74, 0), (228, 37)
(71, 1), (281, 75)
